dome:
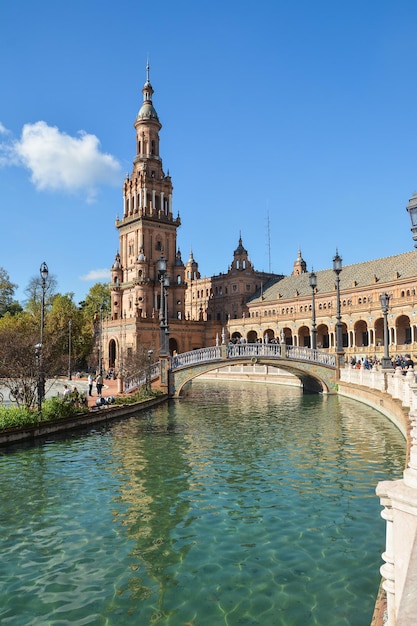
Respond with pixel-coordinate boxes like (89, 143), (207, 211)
(137, 102), (159, 122)
(234, 236), (247, 256)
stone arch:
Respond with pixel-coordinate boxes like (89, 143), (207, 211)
(169, 337), (179, 355)
(374, 317), (384, 346)
(354, 319), (369, 347)
(247, 330), (258, 343)
(282, 327), (293, 345)
(263, 328), (275, 343)
(108, 338), (117, 369)
(317, 323), (329, 349)
(395, 314), (411, 345)
(170, 357), (336, 398)
(298, 325), (311, 347)
(231, 331), (242, 341)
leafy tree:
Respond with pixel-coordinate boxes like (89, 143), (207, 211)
(79, 283), (111, 321)
(0, 312), (62, 409)
(0, 267), (21, 317)
(79, 283), (111, 372)
(46, 293), (92, 374)
(24, 271), (58, 316)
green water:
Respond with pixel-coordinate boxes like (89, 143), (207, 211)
(0, 381), (405, 625)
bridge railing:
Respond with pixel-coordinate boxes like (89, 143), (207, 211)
(124, 362), (160, 393)
(227, 342), (282, 358)
(170, 343), (337, 370)
(287, 346), (337, 367)
(171, 346), (222, 370)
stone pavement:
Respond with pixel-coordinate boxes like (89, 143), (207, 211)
(45, 377), (121, 409)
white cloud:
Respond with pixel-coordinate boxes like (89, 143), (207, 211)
(80, 269), (111, 282)
(0, 121), (122, 201)
(0, 122), (9, 135)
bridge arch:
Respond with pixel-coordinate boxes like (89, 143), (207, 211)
(170, 359), (333, 397)
(169, 345), (337, 397)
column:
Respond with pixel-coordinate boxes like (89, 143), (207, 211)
(160, 191), (164, 214)
(152, 189), (156, 211)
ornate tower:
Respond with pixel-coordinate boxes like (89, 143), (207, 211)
(292, 249), (307, 275)
(111, 65), (186, 322)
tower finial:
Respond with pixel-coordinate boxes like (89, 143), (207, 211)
(146, 57), (150, 84)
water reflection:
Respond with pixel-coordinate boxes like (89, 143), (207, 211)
(0, 381), (406, 626)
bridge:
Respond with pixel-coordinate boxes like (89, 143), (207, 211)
(164, 343), (338, 397)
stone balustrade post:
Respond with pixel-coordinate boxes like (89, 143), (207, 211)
(376, 491), (396, 625)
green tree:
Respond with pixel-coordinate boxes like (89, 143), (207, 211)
(0, 267), (21, 317)
(46, 293), (93, 374)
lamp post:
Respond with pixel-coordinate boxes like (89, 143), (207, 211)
(406, 192), (417, 248)
(333, 250), (344, 359)
(157, 255), (170, 355)
(146, 349), (153, 393)
(37, 261), (49, 413)
(309, 270), (317, 350)
(68, 319), (72, 381)
(380, 292), (392, 369)
(98, 305), (104, 375)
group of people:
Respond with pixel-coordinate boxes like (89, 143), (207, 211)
(349, 353), (415, 372)
(87, 373), (103, 397)
(62, 385), (87, 407)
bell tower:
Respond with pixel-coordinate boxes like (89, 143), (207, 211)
(111, 65), (186, 322)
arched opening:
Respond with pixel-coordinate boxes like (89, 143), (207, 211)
(298, 325), (310, 347)
(108, 339), (117, 369)
(169, 337), (179, 355)
(263, 328), (275, 343)
(354, 320), (369, 347)
(396, 315), (411, 345)
(374, 317), (384, 346)
(317, 324), (329, 349)
(247, 330), (258, 343)
(231, 332), (242, 341)
(282, 327), (293, 345)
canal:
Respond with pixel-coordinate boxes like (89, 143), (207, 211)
(0, 380), (405, 625)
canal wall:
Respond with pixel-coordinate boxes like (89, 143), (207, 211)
(0, 395), (168, 447)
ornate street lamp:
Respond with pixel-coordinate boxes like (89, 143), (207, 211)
(157, 254), (170, 355)
(309, 270), (317, 350)
(98, 305), (104, 375)
(380, 292), (392, 369)
(37, 261), (49, 413)
(406, 193), (417, 248)
(68, 319), (72, 381)
(333, 250), (344, 358)
(146, 349), (153, 393)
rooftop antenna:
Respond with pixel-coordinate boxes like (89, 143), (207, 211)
(266, 204), (272, 273)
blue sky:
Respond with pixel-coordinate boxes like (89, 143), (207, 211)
(1, 0), (416, 305)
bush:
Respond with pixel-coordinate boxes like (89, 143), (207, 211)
(114, 388), (161, 406)
(0, 395), (88, 430)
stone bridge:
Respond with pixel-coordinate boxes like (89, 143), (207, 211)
(164, 343), (338, 397)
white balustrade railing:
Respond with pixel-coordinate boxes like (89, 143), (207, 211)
(340, 366), (417, 412)
(227, 343), (282, 359)
(171, 346), (222, 370)
(124, 362), (160, 392)
(171, 343), (336, 370)
(287, 346), (337, 367)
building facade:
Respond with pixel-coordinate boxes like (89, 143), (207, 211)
(227, 249), (417, 362)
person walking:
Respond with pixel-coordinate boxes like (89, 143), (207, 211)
(88, 373), (93, 396)
(96, 373), (103, 397)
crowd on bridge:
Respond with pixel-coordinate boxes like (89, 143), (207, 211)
(349, 353), (415, 372)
